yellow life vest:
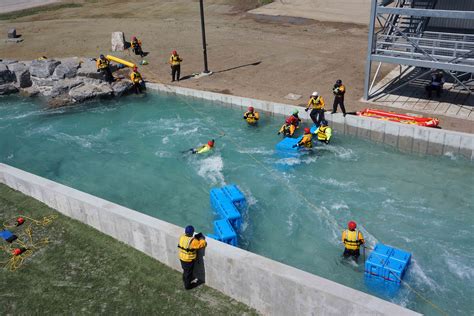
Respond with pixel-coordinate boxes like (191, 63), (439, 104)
(196, 144), (212, 154)
(131, 40), (141, 49)
(309, 96), (325, 110)
(244, 111), (259, 124)
(178, 235), (197, 262)
(333, 84), (345, 96)
(170, 55), (182, 66)
(130, 71), (142, 84)
(299, 133), (313, 148)
(317, 126), (329, 141)
(343, 229), (362, 250)
(96, 58), (109, 70)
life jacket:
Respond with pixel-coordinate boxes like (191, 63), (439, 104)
(170, 54), (182, 66)
(244, 111), (259, 124)
(333, 84), (345, 96)
(299, 133), (313, 148)
(96, 58), (109, 70)
(288, 115), (300, 126)
(279, 123), (291, 135)
(130, 71), (142, 84)
(309, 96), (324, 110)
(131, 40), (141, 49)
(196, 144), (212, 154)
(178, 235), (197, 262)
(343, 229), (362, 250)
(317, 126), (329, 141)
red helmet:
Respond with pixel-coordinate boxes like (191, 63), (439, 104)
(348, 221), (357, 230)
(304, 127), (310, 133)
(285, 118), (291, 124)
(132, 36), (136, 40)
(133, 66), (138, 71)
(248, 106), (254, 112)
(208, 140), (215, 147)
(172, 50), (177, 55)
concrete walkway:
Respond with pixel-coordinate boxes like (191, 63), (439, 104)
(0, 0), (59, 14)
(248, 0), (371, 25)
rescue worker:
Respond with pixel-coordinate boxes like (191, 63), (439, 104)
(305, 91), (325, 125)
(293, 127), (313, 148)
(131, 36), (145, 57)
(314, 120), (332, 144)
(278, 118), (293, 137)
(342, 221), (365, 262)
(332, 79), (346, 116)
(169, 50), (183, 82)
(96, 54), (113, 83)
(425, 71), (444, 98)
(243, 106), (260, 125)
(178, 225), (207, 290)
(130, 66), (144, 94)
(191, 139), (214, 154)
(283, 109), (301, 137)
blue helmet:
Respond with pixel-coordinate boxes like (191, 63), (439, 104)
(321, 120), (328, 126)
(185, 225), (195, 236)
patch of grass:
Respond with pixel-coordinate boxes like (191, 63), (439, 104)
(0, 184), (258, 315)
(0, 3), (83, 21)
(258, 0), (274, 5)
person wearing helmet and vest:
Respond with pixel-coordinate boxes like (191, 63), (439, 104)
(243, 106), (260, 125)
(332, 79), (346, 116)
(178, 225), (207, 289)
(191, 139), (214, 154)
(305, 92), (325, 125)
(278, 118), (293, 137)
(131, 36), (145, 57)
(282, 109), (301, 137)
(342, 221), (365, 261)
(314, 120), (332, 144)
(96, 54), (114, 83)
(130, 66), (144, 94)
(293, 127), (313, 149)
(169, 50), (183, 82)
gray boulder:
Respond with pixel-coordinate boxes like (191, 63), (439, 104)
(0, 63), (15, 84)
(77, 59), (106, 80)
(19, 86), (40, 97)
(111, 32), (126, 51)
(69, 82), (113, 102)
(48, 95), (75, 108)
(52, 58), (80, 79)
(0, 83), (18, 95)
(7, 63), (32, 88)
(50, 78), (83, 97)
(111, 80), (132, 96)
(29, 59), (61, 78)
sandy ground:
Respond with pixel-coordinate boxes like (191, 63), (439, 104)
(0, 0), (60, 14)
(0, 0), (471, 133)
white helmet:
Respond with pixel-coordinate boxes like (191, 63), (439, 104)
(311, 91), (318, 97)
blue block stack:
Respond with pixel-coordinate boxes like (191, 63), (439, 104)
(365, 243), (411, 284)
(208, 184), (247, 246)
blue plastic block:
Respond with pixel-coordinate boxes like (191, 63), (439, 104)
(310, 124), (318, 134)
(384, 258), (408, 283)
(213, 219), (237, 246)
(275, 137), (301, 151)
(210, 189), (242, 229)
(222, 184), (247, 211)
(365, 252), (388, 279)
(206, 233), (221, 241)
(391, 248), (411, 265)
(0, 230), (17, 242)
(373, 243), (394, 258)
(364, 274), (400, 298)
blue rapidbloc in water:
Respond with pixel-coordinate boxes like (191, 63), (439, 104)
(384, 257), (408, 283)
(206, 233), (220, 241)
(391, 247), (411, 265)
(275, 136), (302, 151)
(213, 219), (237, 246)
(310, 124), (318, 134)
(221, 184), (247, 211)
(373, 243), (394, 258)
(210, 188), (242, 229)
(365, 252), (389, 279)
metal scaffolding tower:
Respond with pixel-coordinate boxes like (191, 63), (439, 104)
(363, 0), (474, 100)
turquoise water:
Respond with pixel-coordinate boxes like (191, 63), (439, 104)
(0, 93), (473, 315)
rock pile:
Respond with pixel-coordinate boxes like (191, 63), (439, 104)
(0, 57), (134, 107)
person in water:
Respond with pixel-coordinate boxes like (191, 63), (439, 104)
(342, 221), (365, 262)
(314, 120), (332, 144)
(243, 106), (260, 125)
(293, 127), (313, 148)
(278, 118), (293, 137)
(191, 139), (214, 154)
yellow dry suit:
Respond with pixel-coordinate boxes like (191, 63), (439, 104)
(178, 234), (207, 262)
(298, 133), (313, 148)
(169, 54), (182, 66)
(96, 58), (109, 70)
(244, 111), (260, 124)
(342, 229), (364, 250)
(130, 71), (142, 84)
(307, 96), (325, 110)
(315, 126), (332, 142)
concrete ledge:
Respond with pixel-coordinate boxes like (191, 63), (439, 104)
(0, 163), (419, 315)
(147, 83), (474, 160)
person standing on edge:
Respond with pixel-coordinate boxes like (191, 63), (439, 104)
(169, 50), (183, 82)
(130, 66), (144, 94)
(178, 225), (207, 290)
(342, 221), (365, 262)
(305, 91), (325, 126)
(332, 79), (346, 116)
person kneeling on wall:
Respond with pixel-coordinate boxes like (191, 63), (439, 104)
(293, 127), (313, 149)
(96, 54), (114, 83)
(342, 221), (365, 262)
(130, 66), (144, 94)
(178, 225), (207, 290)
(314, 120), (332, 144)
(243, 106), (260, 125)
(191, 139), (214, 154)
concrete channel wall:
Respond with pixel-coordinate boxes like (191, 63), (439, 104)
(0, 163), (419, 315)
(146, 83), (474, 159)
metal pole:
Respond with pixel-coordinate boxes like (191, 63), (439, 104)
(199, 0), (210, 73)
(363, 0), (378, 100)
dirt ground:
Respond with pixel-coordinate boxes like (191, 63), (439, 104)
(0, 0), (472, 133)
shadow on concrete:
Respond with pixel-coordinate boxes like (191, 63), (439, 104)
(214, 61), (262, 74)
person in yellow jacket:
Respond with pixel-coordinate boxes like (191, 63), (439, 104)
(305, 91), (325, 125)
(243, 106), (260, 125)
(169, 50), (183, 82)
(314, 120), (332, 144)
(278, 118), (293, 137)
(332, 79), (347, 116)
(188, 139), (214, 154)
(178, 225), (207, 289)
(130, 66), (144, 94)
(96, 54), (114, 83)
(293, 127), (313, 149)
(342, 221), (365, 262)
(131, 36), (145, 57)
